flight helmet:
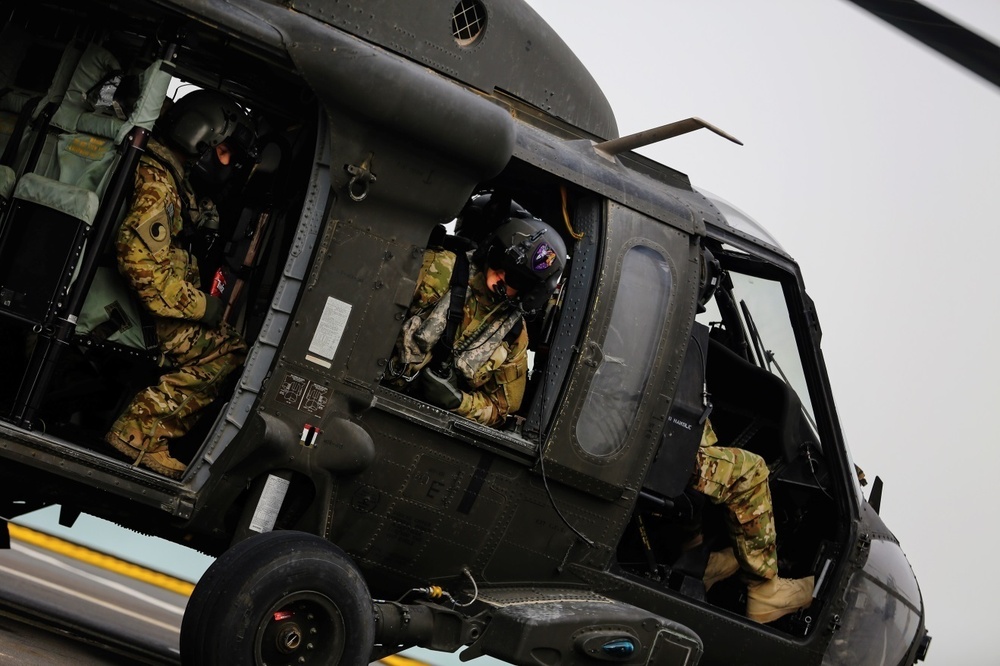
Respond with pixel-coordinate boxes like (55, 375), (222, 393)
(479, 214), (566, 314)
(160, 89), (259, 193)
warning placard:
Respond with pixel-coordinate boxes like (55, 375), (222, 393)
(308, 297), (351, 362)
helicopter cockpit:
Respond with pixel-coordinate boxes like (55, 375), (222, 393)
(619, 237), (843, 633)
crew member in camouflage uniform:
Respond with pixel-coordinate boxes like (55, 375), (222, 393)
(692, 419), (815, 623)
(387, 212), (565, 427)
(105, 90), (258, 478)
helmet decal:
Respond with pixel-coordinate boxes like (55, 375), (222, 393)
(532, 242), (557, 273)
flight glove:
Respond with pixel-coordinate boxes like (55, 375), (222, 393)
(419, 367), (463, 410)
(201, 294), (226, 328)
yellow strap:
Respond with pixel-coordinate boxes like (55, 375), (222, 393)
(561, 185), (584, 240)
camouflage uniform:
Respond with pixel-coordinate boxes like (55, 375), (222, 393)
(689, 419), (778, 580)
(105, 139), (246, 478)
(388, 249), (528, 427)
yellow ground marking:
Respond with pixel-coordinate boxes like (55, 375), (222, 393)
(7, 523), (195, 597)
(6, 524), (434, 664)
(380, 656), (432, 666)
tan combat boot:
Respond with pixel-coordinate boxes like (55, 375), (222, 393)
(106, 431), (186, 479)
(746, 576), (814, 623)
(703, 548), (739, 590)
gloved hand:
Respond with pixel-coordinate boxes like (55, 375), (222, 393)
(418, 367), (463, 410)
(200, 294), (226, 328)
(194, 198), (221, 233)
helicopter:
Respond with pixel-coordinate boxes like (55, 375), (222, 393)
(0, 0), (938, 664)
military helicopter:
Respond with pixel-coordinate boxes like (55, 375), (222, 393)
(0, 0), (940, 664)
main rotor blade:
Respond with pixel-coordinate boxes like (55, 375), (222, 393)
(844, 0), (1000, 88)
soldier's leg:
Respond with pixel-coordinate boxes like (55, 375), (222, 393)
(690, 444), (814, 622)
(689, 444), (777, 580)
(107, 321), (245, 477)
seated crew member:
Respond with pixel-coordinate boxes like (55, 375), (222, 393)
(693, 420), (815, 623)
(105, 89), (259, 478)
(387, 210), (565, 426)
(683, 248), (813, 623)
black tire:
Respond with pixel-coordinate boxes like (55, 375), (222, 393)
(180, 531), (374, 666)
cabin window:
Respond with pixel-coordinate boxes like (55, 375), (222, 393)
(576, 245), (672, 457)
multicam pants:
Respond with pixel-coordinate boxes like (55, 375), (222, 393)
(108, 318), (245, 453)
(689, 421), (778, 580)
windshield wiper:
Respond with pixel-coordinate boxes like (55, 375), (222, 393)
(741, 299), (820, 434)
(740, 299), (768, 371)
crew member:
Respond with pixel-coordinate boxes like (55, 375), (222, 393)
(388, 210), (565, 426)
(685, 247), (814, 622)
(105, 89), (259, 478)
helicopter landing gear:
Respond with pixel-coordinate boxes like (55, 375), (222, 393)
(179, 530), (374, 665)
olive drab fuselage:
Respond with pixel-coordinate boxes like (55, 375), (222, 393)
(0, 1), (928, 664)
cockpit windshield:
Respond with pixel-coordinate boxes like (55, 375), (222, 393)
(696, 188), (784, 250)
(697, 250), (819, 442)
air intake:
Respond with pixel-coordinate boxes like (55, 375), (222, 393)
(452, 0), (486, 46)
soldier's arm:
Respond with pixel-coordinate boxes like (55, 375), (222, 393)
(116, 172), (210, 322)
(410, 249), (456, 311)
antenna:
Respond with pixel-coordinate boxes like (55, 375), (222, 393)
(594, 116), (743, 157)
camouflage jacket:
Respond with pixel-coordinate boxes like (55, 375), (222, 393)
(115, 139), (211, 322)
(394, 249), (529, 426)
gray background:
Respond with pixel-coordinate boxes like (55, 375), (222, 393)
(522, 1), (998, 663)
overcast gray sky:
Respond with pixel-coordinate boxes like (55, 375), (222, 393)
(517, 1), (1000, 663)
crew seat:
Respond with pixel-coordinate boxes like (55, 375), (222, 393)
(704, 335), (810, 465)
(0, 40), (172, 426)
(0, 41), (170, 329)
(0, 20), (85, 204)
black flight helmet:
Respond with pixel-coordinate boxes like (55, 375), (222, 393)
(160, 89), (259, 194)
(480, 213), (566, 314)
(457, 192), (531, 244)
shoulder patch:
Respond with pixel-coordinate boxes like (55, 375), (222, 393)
(133, 208), (171, 255)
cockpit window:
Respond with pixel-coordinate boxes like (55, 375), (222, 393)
(576, 245), (672, 457)
(697, 258), (818, 435)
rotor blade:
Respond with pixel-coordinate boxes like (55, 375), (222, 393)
(844, 0), (1000, 88)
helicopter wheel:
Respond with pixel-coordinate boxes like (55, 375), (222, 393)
(179, 530), (374, 665)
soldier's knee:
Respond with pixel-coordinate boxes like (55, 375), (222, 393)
(736, 449), (768, 483)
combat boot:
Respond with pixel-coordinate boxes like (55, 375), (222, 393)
(746, 576), (814, 623)
(106, 432), (186, 479)
(703, 548), (739, 591)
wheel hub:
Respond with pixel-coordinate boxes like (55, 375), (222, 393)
(256, 592), (344, 665)
(276, 622), (302, 653)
